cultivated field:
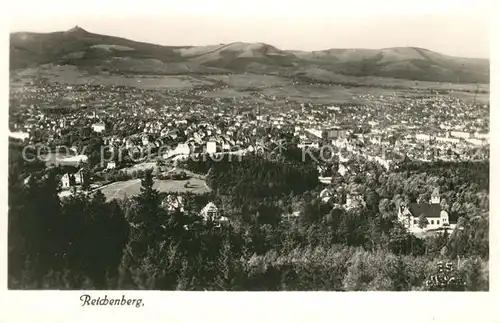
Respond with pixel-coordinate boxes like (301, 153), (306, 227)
(204, 74), (292, 88)
(100, 177), (210, 201)
(11, 64), (208, 89)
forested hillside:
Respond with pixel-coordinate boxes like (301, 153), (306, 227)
(8, 138), (488, 290)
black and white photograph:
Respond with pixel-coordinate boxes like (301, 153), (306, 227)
(4, 0), (493, 300)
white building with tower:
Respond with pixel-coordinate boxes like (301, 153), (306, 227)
(397, 188), (455, 233)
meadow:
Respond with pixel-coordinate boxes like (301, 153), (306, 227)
(100, 176), (210, 201)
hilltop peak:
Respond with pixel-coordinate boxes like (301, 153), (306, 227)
(65, 26), (88, 34)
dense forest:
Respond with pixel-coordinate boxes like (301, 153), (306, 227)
(8, 139), (489, 291)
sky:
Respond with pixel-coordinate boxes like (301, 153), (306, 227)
(7, 0), (490, 58)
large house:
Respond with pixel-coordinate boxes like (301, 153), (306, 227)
(201, 202), (219, 220)
(397, 189), (454, 233)
(200, 202), (228, 226)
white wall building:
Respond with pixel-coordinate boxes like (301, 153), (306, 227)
(92, 123), (106, 133)
(61, 174), (71, 189)
(106, 161), (116, 170)
(436, 137), (460, 144)
(466, 138), (485, 146)
(200, 202), (228, 226)
(415, 133), (431, 141)
(206, 141), (217, 154)
(474, 132), (489, 140)
(450, 131), (470, 139)
(397, 190), (455, 234)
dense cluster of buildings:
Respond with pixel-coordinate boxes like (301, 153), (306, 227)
(10, 82), (488, 157)
(10, 80), (488, 232)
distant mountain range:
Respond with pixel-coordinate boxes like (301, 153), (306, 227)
(10, 26), (490, 84)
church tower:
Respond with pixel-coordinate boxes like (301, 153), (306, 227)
(430, 188), (440, 204)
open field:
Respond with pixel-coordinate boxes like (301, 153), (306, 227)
(203, 88), (252, 98)
(12, 64), (489, 91)
(10, 64), (208, 89)
(10, 64), (489, 104)
(204, 74), (292, 88)
(258, 84), (489, 105)
(100, 177), (210, 201)
(446, 91), (489, 104)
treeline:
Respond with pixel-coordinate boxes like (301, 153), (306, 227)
(185, 154), (318, 199)
(398, 160), (489, 191)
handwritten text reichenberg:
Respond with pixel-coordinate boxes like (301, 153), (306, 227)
(80, 294), (144, 308)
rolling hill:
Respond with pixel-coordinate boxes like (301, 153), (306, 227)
(10, 26), (489, 84)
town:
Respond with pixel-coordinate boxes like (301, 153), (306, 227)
(9, 70), (490, 294)
(8, 77), (489, 242)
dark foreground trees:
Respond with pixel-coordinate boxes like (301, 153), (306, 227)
(8, 170), (129, 289)
(8, 153), (489, 291)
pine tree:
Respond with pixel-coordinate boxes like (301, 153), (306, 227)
(387, 256), (410, 291)
(128, 170), (166, 266)
(462, 258), (487, 291)
(92, 189), (106, 205)
(9, 169), (66, 286)
(81, 168), (91, 191)
(215, 238), (234, 290)
(206, 167), (216, 189)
